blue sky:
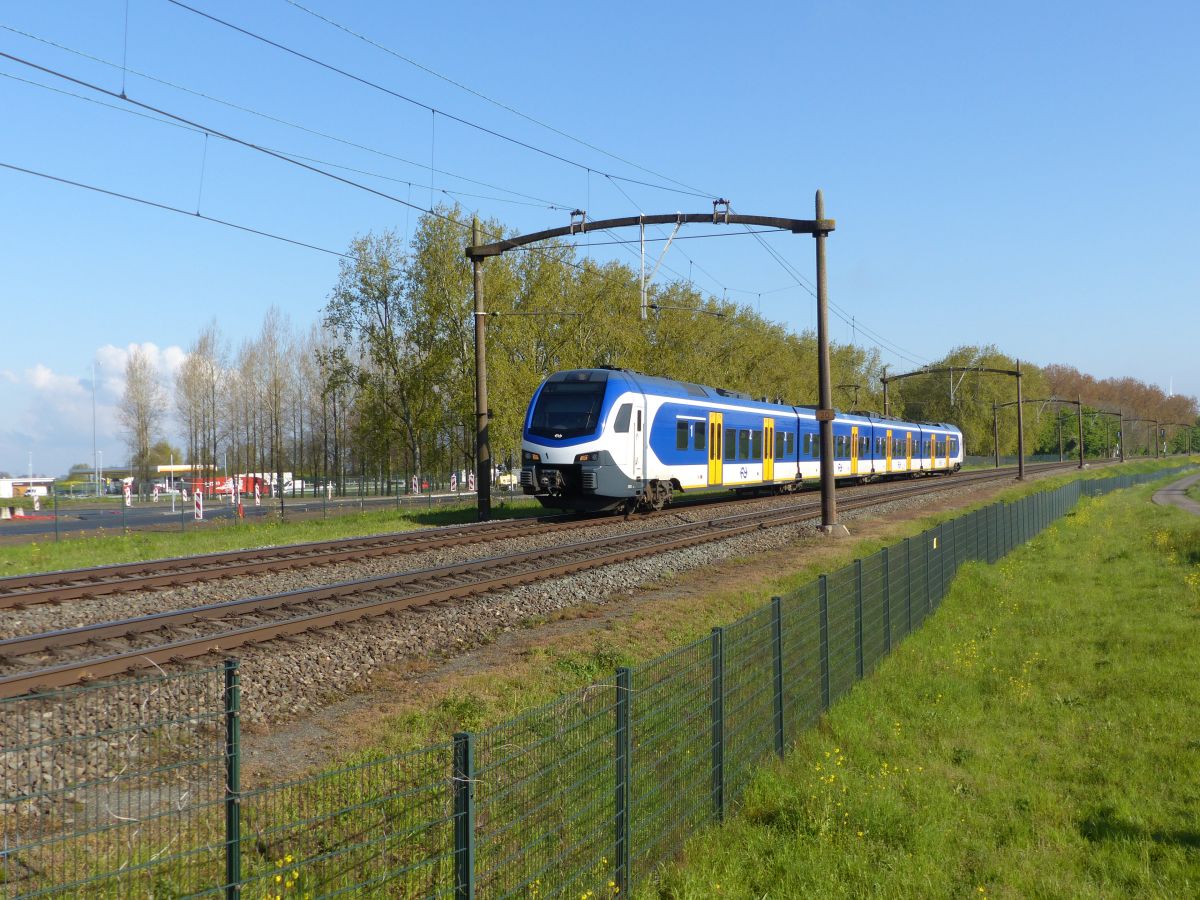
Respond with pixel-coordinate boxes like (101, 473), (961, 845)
(2, 1), (1197, 475)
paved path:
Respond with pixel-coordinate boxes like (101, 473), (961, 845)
(1152, 472), (1200, 516)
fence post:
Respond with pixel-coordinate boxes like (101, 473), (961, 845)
(224, 659), (241, 900)
(710, 627), (725, 822)
(904, 538), (913, 636)
(854, 559), (864, 680)
(453, 731), (476, 899)
(924, 532), (932, 613)
(938, 523), (947, 605)
(881, 547), (892, 654)
(614, 668), (632, 895)
(818, 575), (831, 710)
(771, 596), (784, 757)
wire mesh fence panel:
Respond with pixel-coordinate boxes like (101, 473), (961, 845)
(780, 583), (823, 743)
(629, 637), (713, 888)
(473, 683), (617, 898)
(860, 551), (888, 677)
(823, 566), (858, 707)
(909, 534), (931, 631)
(722, 605), (777, 804)
(239, 743), (454, 899)
(1, 667), (226, 898)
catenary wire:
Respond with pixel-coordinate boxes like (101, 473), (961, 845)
(279, 0), (716, 199)
(0, 70), (575, 212)
(165, 0), (714, 199)
(0, 24), (572, 210)
(0, 160), (352, 258)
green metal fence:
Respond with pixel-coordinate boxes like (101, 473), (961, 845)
(1, 465), (1191, 898)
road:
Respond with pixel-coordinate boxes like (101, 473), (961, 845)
(0, 491), (512, 540)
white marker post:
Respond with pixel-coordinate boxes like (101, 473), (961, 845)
(194, 491), (204, 521)
(450, 473), (458, 493)
(123, 482), (132, 507)
(254, 483), (261, 508)
(468, 471), (476, 493)
(411, 475), (419, 495)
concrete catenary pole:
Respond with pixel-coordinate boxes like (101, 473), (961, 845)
(1077, 397), (1085, 468)
(472, 217), (492, 521)
(993, 403), (1000, 469)
(814, 191), (841, 533)
(1015, 361), (1026, 480)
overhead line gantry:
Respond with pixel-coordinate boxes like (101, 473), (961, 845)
(466, 195), (843, 532)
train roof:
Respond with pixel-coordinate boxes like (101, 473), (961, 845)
(546, 369), (960, 431)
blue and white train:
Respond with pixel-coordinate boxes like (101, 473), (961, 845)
(519, 368), (964, 512)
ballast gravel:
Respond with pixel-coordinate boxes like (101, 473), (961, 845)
(0, 476), (1017, 805)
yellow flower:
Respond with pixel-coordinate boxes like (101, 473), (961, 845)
(275, 875), (283, 884)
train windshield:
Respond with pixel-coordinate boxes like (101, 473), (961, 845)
(528, 371), (608, 439)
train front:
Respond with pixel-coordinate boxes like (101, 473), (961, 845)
(519, 369), (634, 512)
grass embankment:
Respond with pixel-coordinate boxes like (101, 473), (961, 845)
(0, 499), (540, 577)
(655, 480), (1200, 897)
(326, 461), (1187, 758)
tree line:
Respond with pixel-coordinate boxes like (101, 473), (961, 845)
(113, 206), (1199, 492)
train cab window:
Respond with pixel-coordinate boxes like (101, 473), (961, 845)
(751, 430), (762, 460)
(637, 410), (642, 432)
(724, 428), (736, 461)
(786, 432), (795, 456)
(694, 424), (706, 451)
(738, 429), (751, 460)
(613, 403), (632, 433)
(676, 421), (689, 450)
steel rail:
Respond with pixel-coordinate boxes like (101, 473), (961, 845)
(0, 464), (1080, 698)
(0, 457), (1079, 610)
(0, 515), (578, 609)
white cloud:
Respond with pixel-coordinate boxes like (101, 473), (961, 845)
(0, 342), (187, 475)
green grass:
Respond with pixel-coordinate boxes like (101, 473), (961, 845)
(655, 481), (1200, 898)
(0, 497), (540, 577)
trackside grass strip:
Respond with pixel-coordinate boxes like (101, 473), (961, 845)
(656, 483), (1200, 898)
(0, 498), (539, 576)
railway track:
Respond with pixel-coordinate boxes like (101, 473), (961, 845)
(0, 515), (578, 610)
(0, 463), (1082, 697)
(0, 459), (1082, 613)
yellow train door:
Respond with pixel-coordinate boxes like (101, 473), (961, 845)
(946, 436), (951, 467)
(850, 425), (859, 475)
(763, 418), (775, 482)
(931, 434), (938, 469)
(886, 429), (893, 473)
(906, 432), (913, 469)
(708, 412), (723, 486)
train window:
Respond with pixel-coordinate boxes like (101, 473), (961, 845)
(676, 421), (689, 450)
(724, 428), (736, 461)
(637, 410), (642, 432)
(860, 436), (869, 457)
(774, 432), (784, 460)
(739, 429), (751, 460)
(695, 424), (706, 451)
(751, 430), (762, 460)
(613, 403), (632, 433)
(812, 435), (821, 459)
(786, 432), (795, 456)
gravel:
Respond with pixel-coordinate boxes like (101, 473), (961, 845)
(0, 475), (1010, 806)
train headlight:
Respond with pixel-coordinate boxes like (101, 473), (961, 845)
(522, 450), (540, 464)
(574, 452), (599, 463)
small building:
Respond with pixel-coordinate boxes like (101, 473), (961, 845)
(0, 476), (57, 499)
